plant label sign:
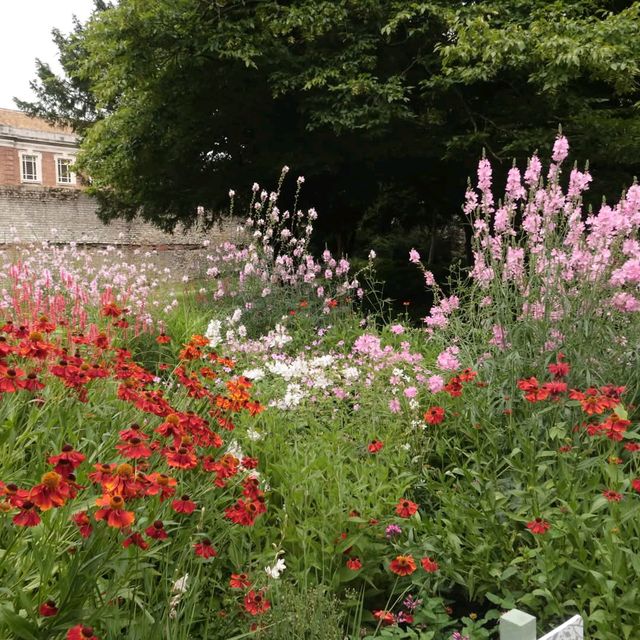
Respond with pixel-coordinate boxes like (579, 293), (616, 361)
(538, 615), (583, 640)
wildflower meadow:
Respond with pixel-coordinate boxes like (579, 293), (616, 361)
(1, 136), (639, 640)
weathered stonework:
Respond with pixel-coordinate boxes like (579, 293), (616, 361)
(0, 108), (237, 274)
(0, 185), (234, 247)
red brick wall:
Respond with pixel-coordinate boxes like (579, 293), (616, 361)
(0, 146), (79, 188)
(0, 147), (19, 185)
(42, 151), (56, 187)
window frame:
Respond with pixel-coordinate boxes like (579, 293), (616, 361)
(55, 156), (76, 185)
(19, 152), (42, 184)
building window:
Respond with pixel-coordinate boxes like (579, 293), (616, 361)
(21, 154), (39, 182)
(56, 158), (74, 184)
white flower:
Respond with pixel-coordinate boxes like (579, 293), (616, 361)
(169, 573), (189, 618)
(243, 368), (265, 381)
(226, 440), (244, 460)
(265, 555), (286, 579)
(368, 249), (376, 260)
(246, 428), (263, 442)
(205, 319), (222, 347)
(173, 574), (189, 594)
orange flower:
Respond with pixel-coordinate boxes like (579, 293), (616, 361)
(230, 573), (252, 589)
(395, 498), (418, 518)
(389, 555), (416, 576)
(420, 556), (440, 572)
(94, 495), (135, 528)
(424, 407), (445, 425)
(30, 472), (71, 511)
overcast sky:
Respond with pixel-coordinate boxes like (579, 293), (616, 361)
(0, 0), (95, 109)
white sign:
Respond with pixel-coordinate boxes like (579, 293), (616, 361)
(538, 615), (583, 640)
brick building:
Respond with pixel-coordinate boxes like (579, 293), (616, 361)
(0, 108), (79, 188)
(0, 108), (237, 274)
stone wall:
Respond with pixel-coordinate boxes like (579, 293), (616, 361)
(0, 185), (236, 246)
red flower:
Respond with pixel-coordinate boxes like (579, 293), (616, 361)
(194, 539), (217, 559)
(624, 443), (640, 452)
(48, 446), (85, 478)
(244, 590), (271, 616)
(631, 479), (640, 493)
(30, 472), (71, 511)
(22, 373), (45, 391)
(102, 302), (123, 317)
(570, 389), (610, 415)
(541, 381), (567, 398)
(0, 366), (25, 393)
(13, 501), (41, 527)
(39, 600), (58, 617)
(172, 495), (197, 514)
(548, 360), (570, 379)
(526, 518), (551, 534)
(67, 625), (100, 640)
(229, 573), (252, 589)
(123, 532), (149, 550)
(517, 377), (550, 402)
(242, 456), (259, 469)
(156, 333), (171, 344)
(424, 406), (445, 425)
(346, 557), (362, 570)
(225, 498), (265, 526)
(600, 417), (631, 442)
(389, 555), (417, 576)
(368, 440), (384, 453)
(115, 437), (153, 460)
(145, 520), (169, 539)
(94, 495), (135, 528)
(395, 498), (418, 518)
(164, 446), (198, 469)
(373, 610), (396, 625)
(101, 463), (145, 499)
(444, 377), (463, 397)
(144, 473), (177, 501)
(458, 368), (477, 382)
(602, 489), (623, 502)
(420, 556), (439, 573)
(72, 511), (93, 538)
(88, 463), (115, 486)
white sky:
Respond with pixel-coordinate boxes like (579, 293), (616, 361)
(0, 0), (95, 109)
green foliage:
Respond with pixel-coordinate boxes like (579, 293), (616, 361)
(20, 0), (640, 255)
(258, 583), (345, 640)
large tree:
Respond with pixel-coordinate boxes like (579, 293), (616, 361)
(19, 1), (640, 256)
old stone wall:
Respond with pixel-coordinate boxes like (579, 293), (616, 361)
(0, 185), (236, 246)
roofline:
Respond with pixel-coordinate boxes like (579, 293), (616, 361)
(0, 124), (78, 147)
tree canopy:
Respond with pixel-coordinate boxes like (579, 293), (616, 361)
(19, 0), (640, 259)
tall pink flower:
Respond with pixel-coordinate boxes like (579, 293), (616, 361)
(552, 135), (569, 163)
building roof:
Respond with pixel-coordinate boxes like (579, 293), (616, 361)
(0, 108), (73, 135)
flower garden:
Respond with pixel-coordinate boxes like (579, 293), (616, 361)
(0, 137), (639, 640)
